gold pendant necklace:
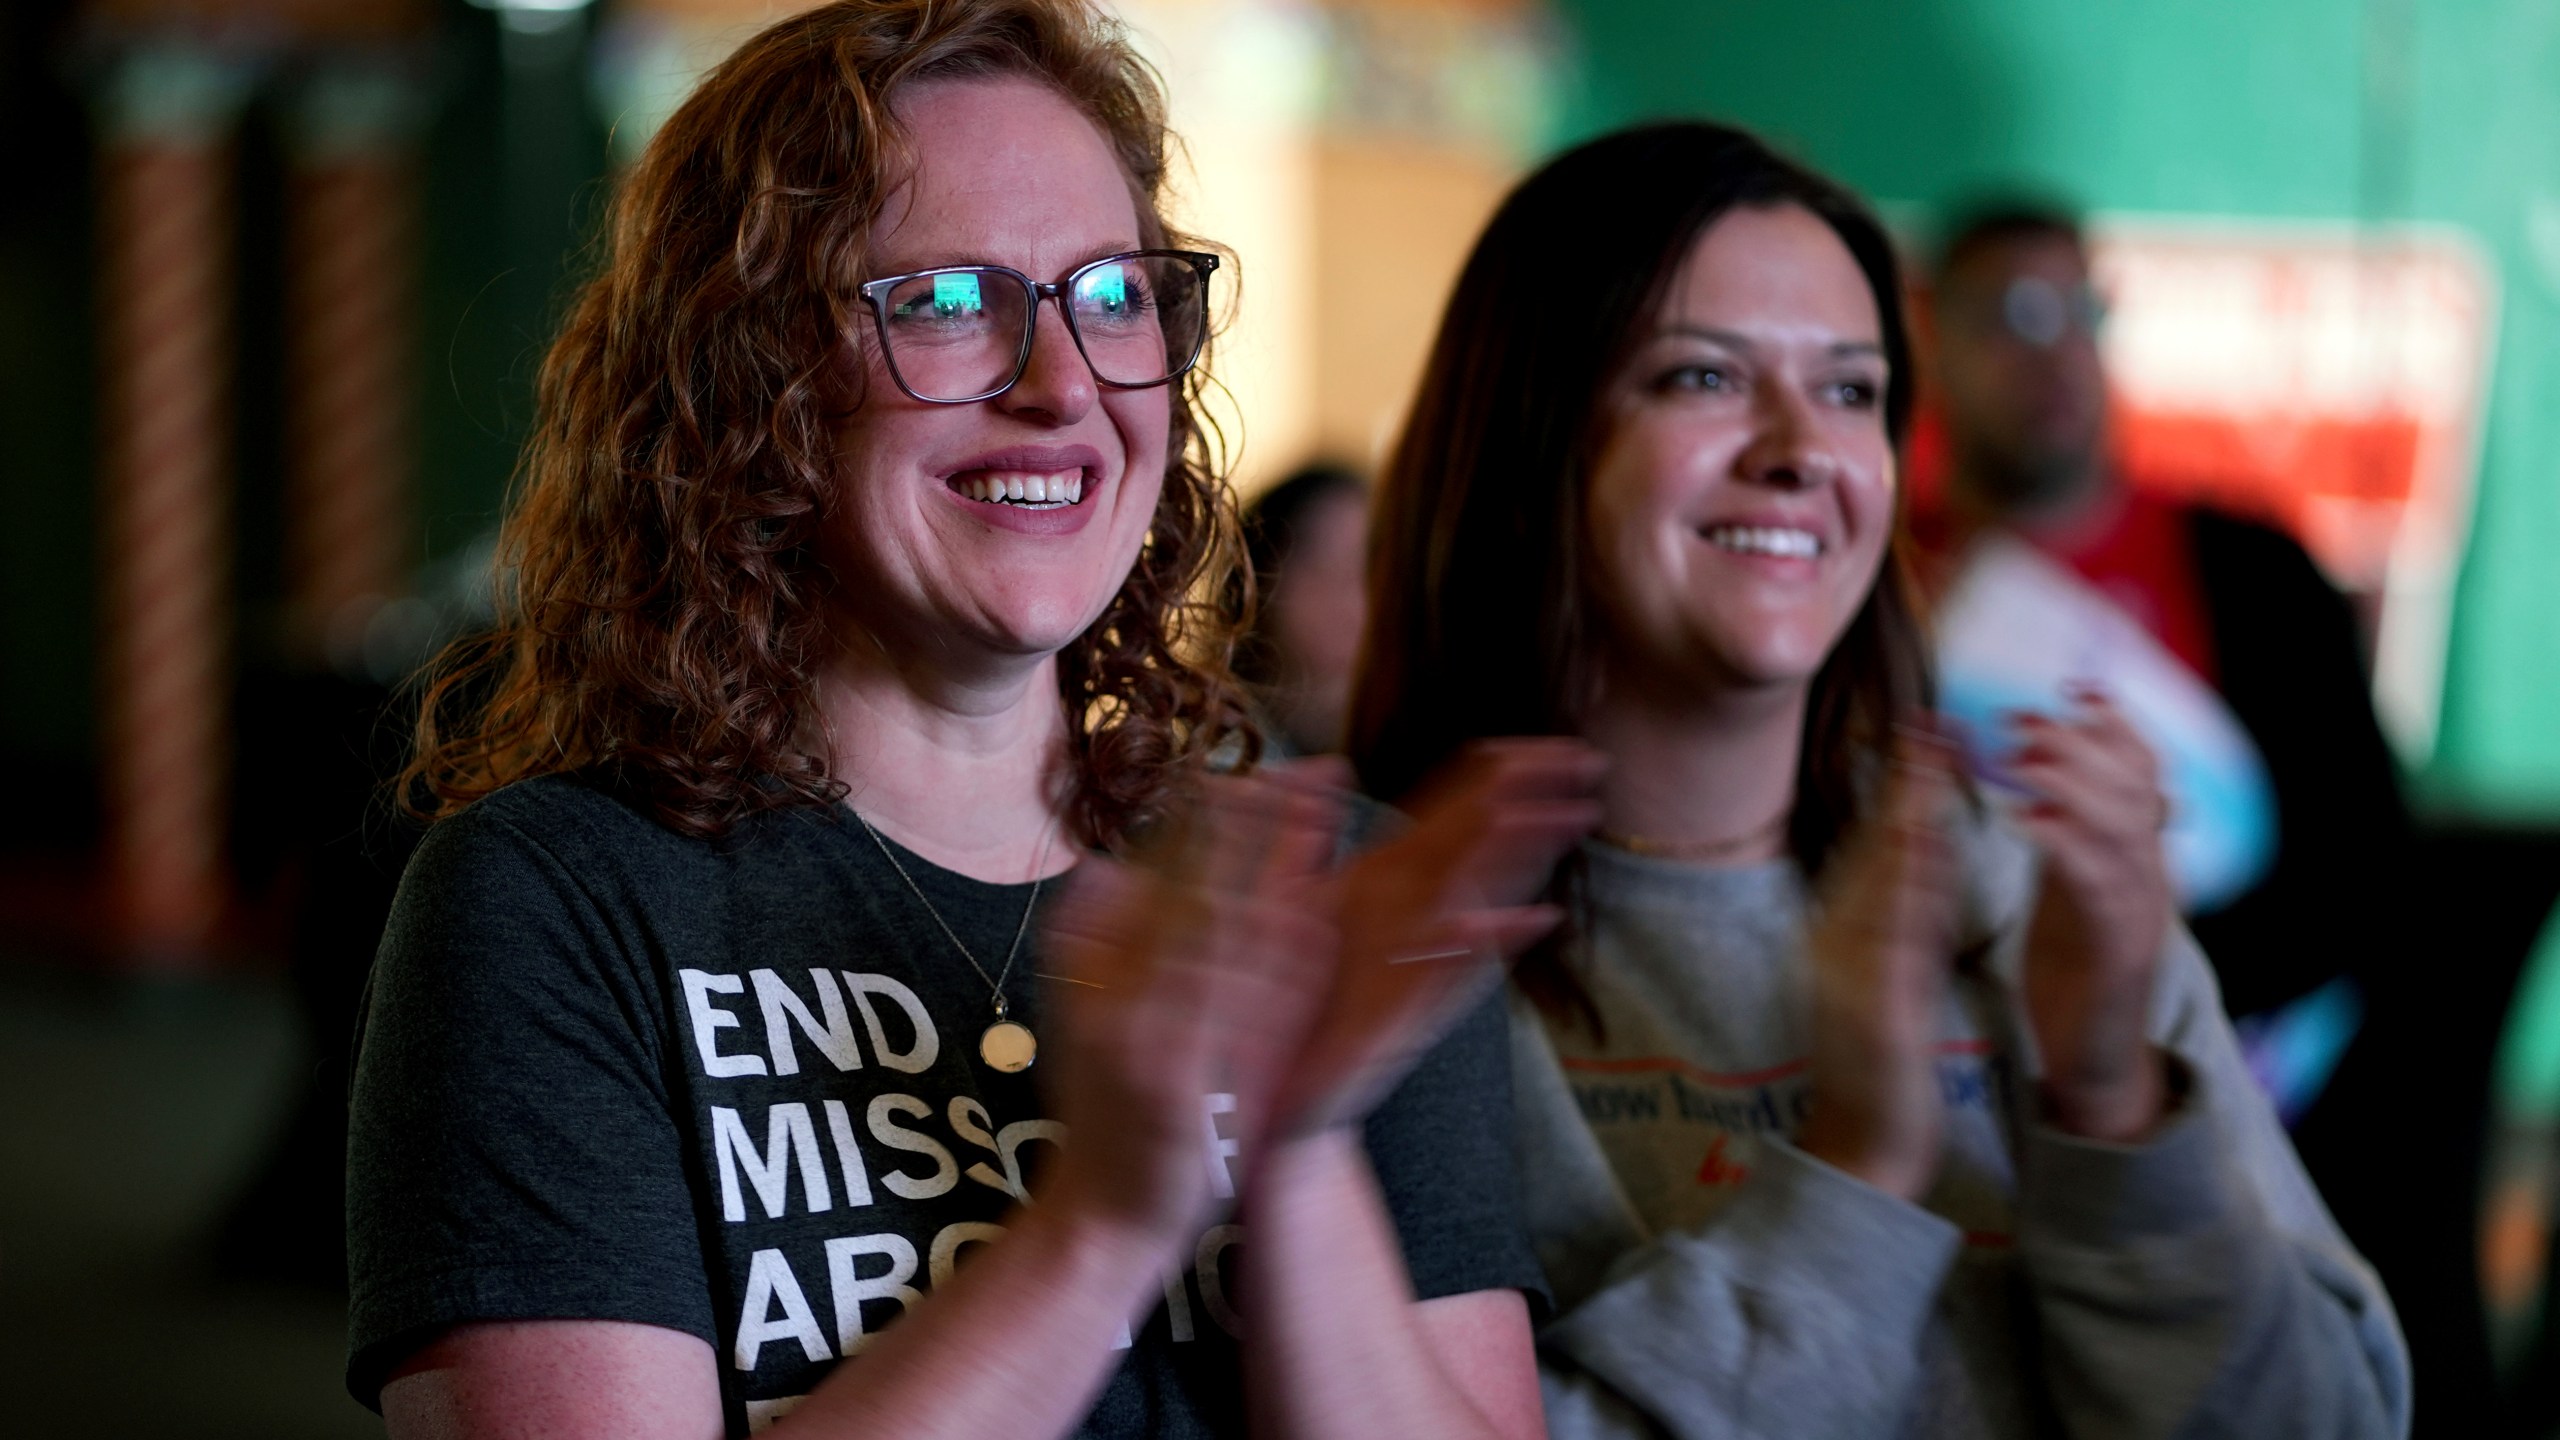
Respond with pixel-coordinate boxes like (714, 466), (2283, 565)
(855, 811), (1055, 1074)
(1597, 813), (1790, 863)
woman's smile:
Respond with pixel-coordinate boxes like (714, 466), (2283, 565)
(1585, 203), (1895, 694)
(1699, 522), (1822, 560)
(949, 470), (1085, 506)
(935, 442), (1108, 536)
(830, 76), (1166, 650)
(1694, 507), (1835, 572)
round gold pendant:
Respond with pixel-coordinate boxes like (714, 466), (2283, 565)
(979, 1019), (1037, 1073)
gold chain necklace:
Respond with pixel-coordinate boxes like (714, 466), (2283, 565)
(1597, 813), (1789, 863)
(854, 811), (1055, 1074)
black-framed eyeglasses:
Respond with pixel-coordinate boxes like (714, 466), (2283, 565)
(856, 249), (1218, 405)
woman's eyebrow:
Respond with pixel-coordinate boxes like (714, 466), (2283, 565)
(892, 253), (1021, 278)
(1657, 324), (1754, 351)
(1654, 326), (1881, 359)
(869, 242), (1146, 279)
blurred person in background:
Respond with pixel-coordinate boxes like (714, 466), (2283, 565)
(1920, 204), (2416, 1110)
(1239, 461), (1371, 757)
(346, 3), (1600, 1437)
(1919, 205), (2477, 1431)
(1355, 121), (2409, 1438)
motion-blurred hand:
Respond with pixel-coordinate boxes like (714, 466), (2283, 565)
(2007, 688), (2174, 1141)
(1034, 741), (1602, 1240)
(1796, 725), (1964, 1200)
(1035, 773), (1341, 1246)
(1270, 739), (1605, 1139)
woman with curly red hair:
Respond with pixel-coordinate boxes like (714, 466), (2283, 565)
(345, 3), (1595, 1436)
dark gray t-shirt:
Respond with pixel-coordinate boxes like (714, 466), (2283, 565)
(346, 774), (1540, 1437)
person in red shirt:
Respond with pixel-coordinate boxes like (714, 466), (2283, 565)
(1923, 203), (2410, 1026)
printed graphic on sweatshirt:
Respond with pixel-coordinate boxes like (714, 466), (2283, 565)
(1560, 1040), (2017, 1237)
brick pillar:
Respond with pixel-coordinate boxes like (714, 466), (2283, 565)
(283, 58), (427, 664)
(92, 42), (256, 966)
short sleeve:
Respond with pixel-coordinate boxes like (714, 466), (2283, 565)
(1361, 988), (1549, 1312)
(344, 800), (715, 1409)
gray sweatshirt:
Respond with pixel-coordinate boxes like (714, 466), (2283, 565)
(1515, 828), (2411, 1440)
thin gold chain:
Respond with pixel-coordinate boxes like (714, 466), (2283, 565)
(853, 811), (1054, 1021)
(1597, 813), (1789, 862)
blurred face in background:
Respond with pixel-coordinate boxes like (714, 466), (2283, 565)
(1261, 484), (1370, 753)
(828, 75), (1170, 674)
(1584, 203), (1897, 705)
(1930, 232), (2110, 517)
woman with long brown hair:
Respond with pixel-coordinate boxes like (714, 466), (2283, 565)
(345, 3), (1596, 1436)
(1353, 121), (2408, 1437)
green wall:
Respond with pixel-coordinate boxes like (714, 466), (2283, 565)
(1553, 0), (2560, 817)
(0, 0), (99, 790)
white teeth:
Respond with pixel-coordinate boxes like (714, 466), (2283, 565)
(1705, 524), (1821, 559)
(955, 470), (1087, 507)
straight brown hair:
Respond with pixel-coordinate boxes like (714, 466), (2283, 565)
(1349, 122), (1931, 1024)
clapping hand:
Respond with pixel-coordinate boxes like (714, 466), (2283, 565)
(1796, 723), (1966, 1200)
(1269, 740), (1605, 1138)
(2006, 688), (2174, 1141)
(1036, 773), (1344, 1245)
(1032, 740), (1601, 1242)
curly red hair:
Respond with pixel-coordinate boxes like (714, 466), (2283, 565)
(403, 0), (1254, 847)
